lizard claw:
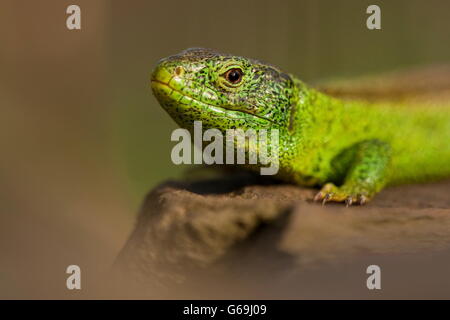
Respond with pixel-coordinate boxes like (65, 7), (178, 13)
(345, 196), (353, 207)
(313, 183), (371, 206)
(314, 190), (334, 206)
(322, 193), (332, 206)
(358, 194), (367, 205)
(313, 191), (324, 202)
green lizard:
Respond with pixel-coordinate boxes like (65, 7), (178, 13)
(151, 48), (450, 205)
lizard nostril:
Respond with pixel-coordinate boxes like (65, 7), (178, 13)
(174, 66), (184, 76)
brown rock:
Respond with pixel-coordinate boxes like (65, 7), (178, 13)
(116, 171), (450, 298)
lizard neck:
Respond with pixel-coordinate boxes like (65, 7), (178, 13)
(276, 78), (346, 184)
(285, 78), (344, 150)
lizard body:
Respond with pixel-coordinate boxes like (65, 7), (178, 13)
(151, 48), (450, 205)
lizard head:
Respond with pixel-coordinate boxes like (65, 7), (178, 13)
(151, 48), (297, 133)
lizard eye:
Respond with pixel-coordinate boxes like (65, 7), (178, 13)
(224, 68), (243, 85)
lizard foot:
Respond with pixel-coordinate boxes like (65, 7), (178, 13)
(313, 183), (370, 206)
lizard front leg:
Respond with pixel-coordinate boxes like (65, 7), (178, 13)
(314, 139), (391, 206)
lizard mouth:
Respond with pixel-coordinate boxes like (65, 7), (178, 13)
(151, 79), (276, 126)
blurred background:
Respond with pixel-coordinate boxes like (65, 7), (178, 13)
(0, 0), (449, 298)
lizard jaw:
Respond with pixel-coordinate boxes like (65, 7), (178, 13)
(151, 79), (276, 129)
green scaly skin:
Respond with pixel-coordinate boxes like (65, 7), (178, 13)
(150, 48), (450, 205)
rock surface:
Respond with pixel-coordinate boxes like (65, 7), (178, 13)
(116, 172), (450, 298)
